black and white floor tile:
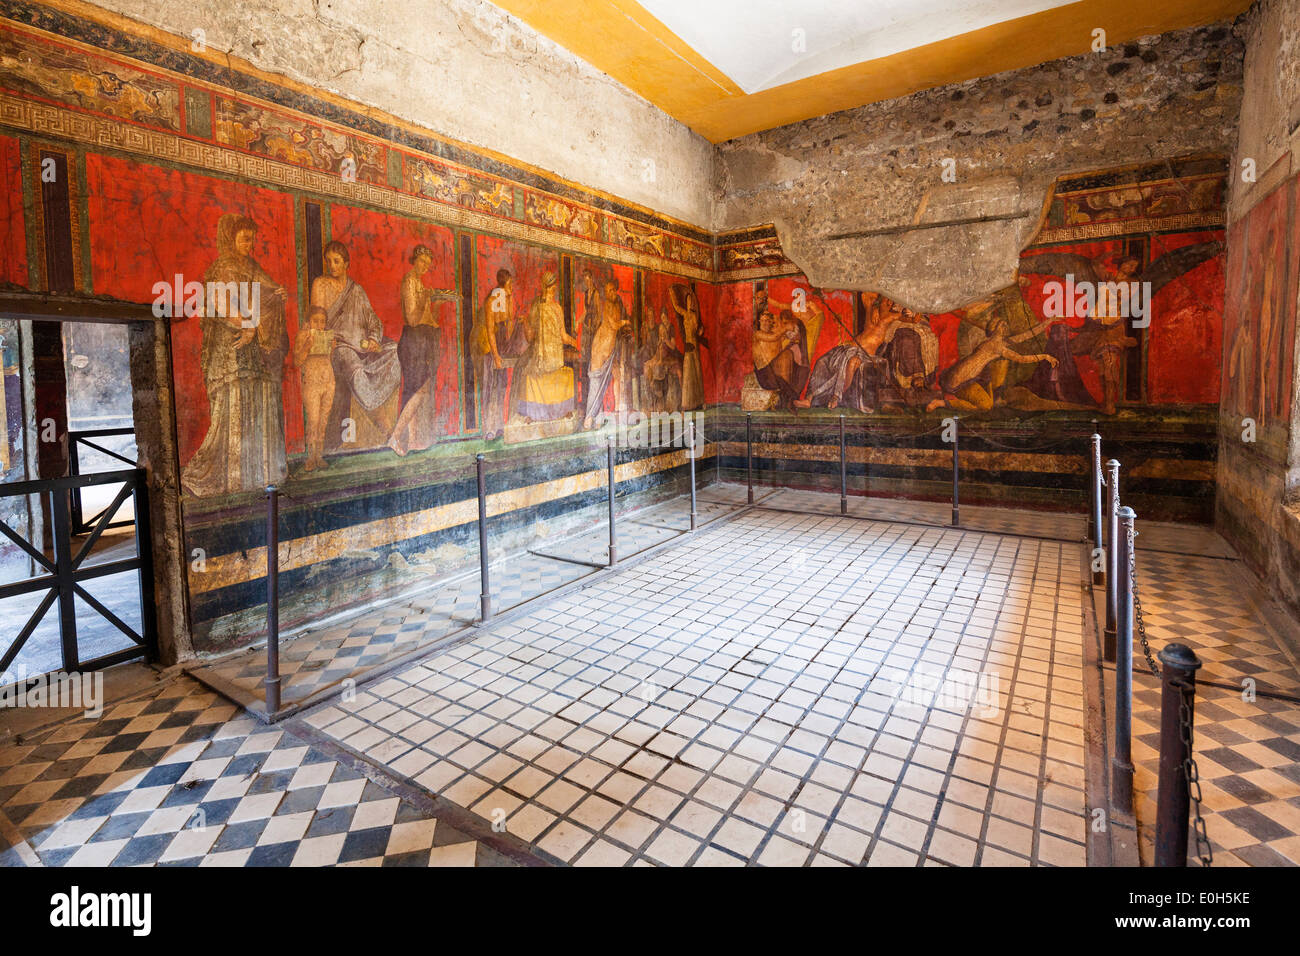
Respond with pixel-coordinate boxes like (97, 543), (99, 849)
(0, 677), (508, 867)
(1129, 546), (1300, 867)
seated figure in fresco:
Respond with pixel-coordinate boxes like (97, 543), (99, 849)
(389, 245), (461, 456)
(182, 213), (289, 498)
(640, 306), (683, 413)
(751, 308), (812, 409)
(796, 294), (896, 411)
(511, 272), (579, 423)
(877, 307), (946, 412)
(312, 240), (402, 451)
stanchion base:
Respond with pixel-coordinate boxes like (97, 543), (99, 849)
(481, 596), (491, 623)
(689, 514), (697, 531)
(840, 499), (847, 515)
(608, 548), (617, 567)
(951, 509), (959, 527)
(264, 677), (281, 715)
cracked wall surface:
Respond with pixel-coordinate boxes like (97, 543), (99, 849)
(83, 0), (716, 228)
(714, 22), (1244, 313)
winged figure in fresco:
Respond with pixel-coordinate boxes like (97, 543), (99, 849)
(1016, 240), (1223, 414)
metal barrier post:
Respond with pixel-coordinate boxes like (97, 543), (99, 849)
(1113, 505), (1137, 813)
(1155, 642), (1203, 866)
(607, 439), (617, 567)
(839, 414), (847, 515)
(746, 413), (754, 504)
(264, 484), (281, 715)
(688, 420), (698, 531)
(1104, 458), (1120, 662)
(1091, 433), (1104, 585)
(476, 453), (491, 622)
(951, 416), (960, 527)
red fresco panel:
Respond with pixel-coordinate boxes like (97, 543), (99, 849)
(328, 205), (460, 437)
(84, 153), (300, 465)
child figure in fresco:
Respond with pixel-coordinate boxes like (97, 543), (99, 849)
(295, 306), (337, 472)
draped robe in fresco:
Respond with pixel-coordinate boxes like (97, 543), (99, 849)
(804, 342), (878, 411)
(585, 295), (634, 421)
(326, 278), (401, 439)
(512, 295), (574, 421)
(181, 223), (288, 498)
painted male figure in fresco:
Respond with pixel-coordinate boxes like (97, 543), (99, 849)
(797, 293), (895, 411)
(312, 240), (401, 451)
(182, 213), (290, 498)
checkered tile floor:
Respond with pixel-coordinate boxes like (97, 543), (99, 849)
(0, 676), (507, 867)
(192, 489), (745, 715)
(302, 505), (1090, 866)
(1129, 544), (1300, 867)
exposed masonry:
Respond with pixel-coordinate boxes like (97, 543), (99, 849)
(713, 21), (1244, 312)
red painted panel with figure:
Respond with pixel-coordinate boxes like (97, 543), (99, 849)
(85, 154), (300, 494)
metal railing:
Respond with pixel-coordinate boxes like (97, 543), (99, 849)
(1091, 433), (1211, 867)
(744, 411), (963, 527)
(68, 427), (137, 536)
(259, 430), (702, 716)
(0, 468), (156, 675)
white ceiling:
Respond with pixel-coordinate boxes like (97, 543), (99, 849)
(638, 0), (1080, 94)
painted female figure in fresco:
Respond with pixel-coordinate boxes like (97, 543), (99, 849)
(397, 244), (458, 406)
(182, 213), (289, 498)
(511, 272), (578, 422)
(389, 245), (459, 456)
(639, 307), (682, 412)
(672, 284), (706, 411)
(583, 279), (635, 428)
(941, 312), (1057, 411)
(312, 240), (401, 450)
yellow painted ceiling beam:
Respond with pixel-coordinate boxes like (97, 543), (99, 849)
(494, 0), (1252, 142)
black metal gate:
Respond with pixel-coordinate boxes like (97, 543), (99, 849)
(68, 427), (137, 536)
(0, 468), (157, 675)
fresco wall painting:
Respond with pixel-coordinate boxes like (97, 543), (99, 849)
(0, 12), (1236, 650)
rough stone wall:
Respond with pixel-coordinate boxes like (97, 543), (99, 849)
(81, 0), (715, 227)
(714, 22), (1243, 313)
(1217, 0), (1300, 619)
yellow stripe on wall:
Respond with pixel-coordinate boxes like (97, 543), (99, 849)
(188, 445), (712, 595)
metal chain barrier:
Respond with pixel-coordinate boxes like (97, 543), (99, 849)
(1128, 521), (1162, 678)
(1174, 675), (1214, 867)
